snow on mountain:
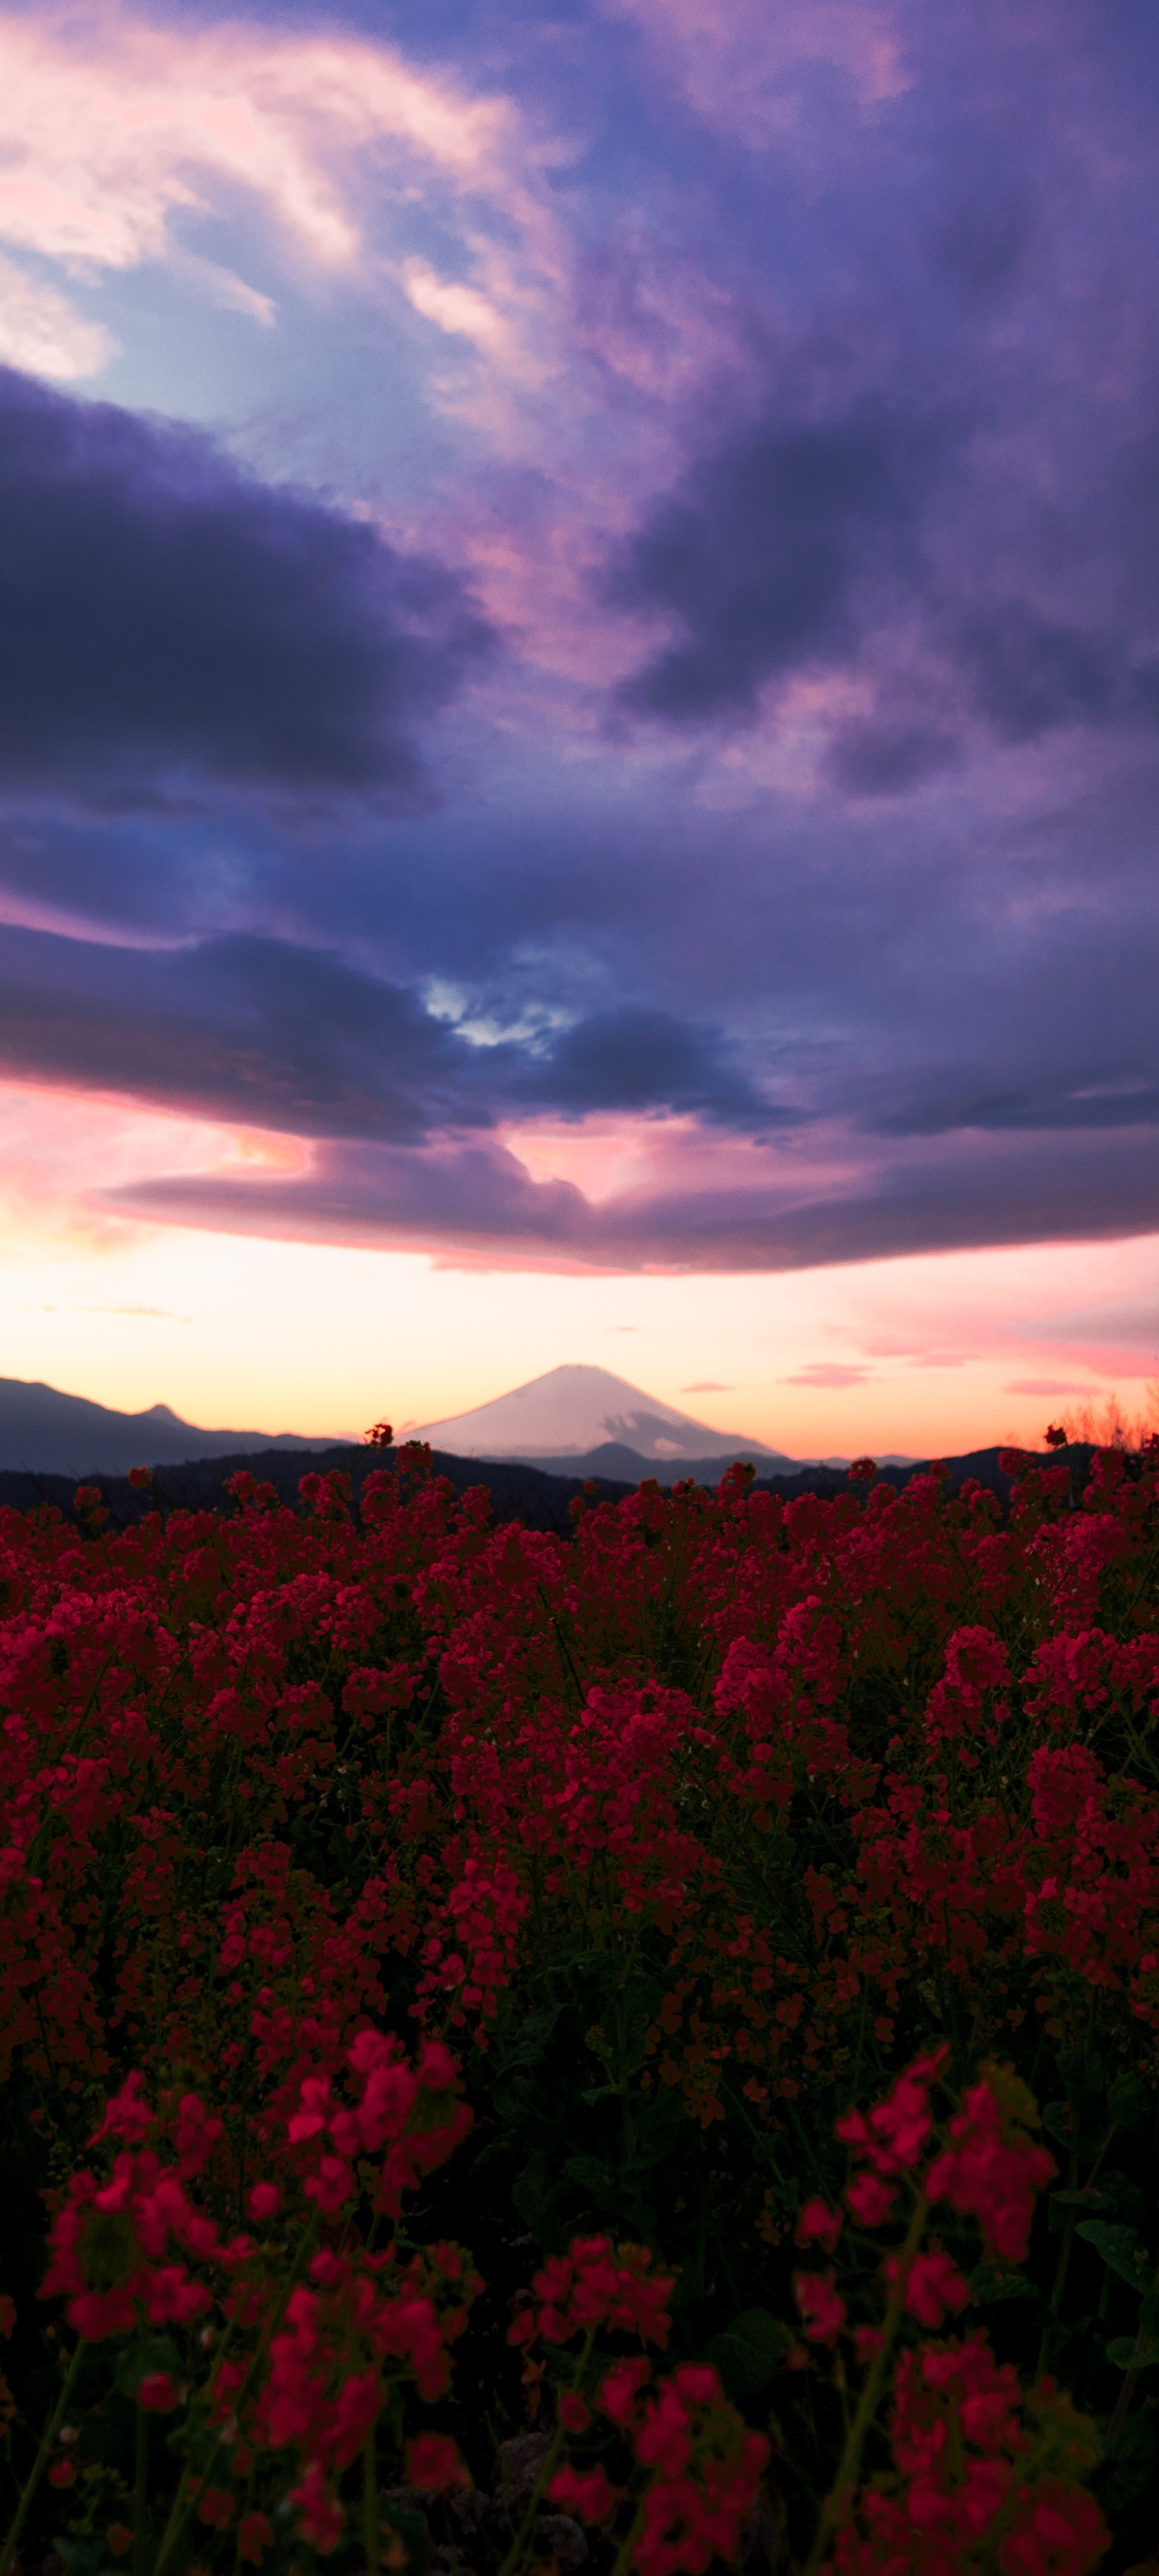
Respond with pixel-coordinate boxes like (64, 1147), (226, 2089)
(410, 1364), (791, 1463)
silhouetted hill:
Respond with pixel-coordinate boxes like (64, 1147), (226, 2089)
(0, 1439), (1099, 1538)
(0, 1376), (343, 1477)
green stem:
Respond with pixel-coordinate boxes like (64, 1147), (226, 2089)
(609, 2494), (648, 2576)
(133, 2403), (150, 2576)
(364, 2430), (380, 2571)
(1104, 2258), (1159, 2452)
(1035, 2156), (1079, 2380)
(151, 2217), (318, 2576)
(496, 2332), (596, 2576)
(801, 2191), (929, 2576)
(0, 2337), (87, 2576)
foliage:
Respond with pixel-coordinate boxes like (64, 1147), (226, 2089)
(2, 1439), (1159, 2573)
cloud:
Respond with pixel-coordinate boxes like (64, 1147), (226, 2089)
(609, 408), (934, 722)
(783, 1363), (872, 1387)
(0, 369), (492, 807)
(0, 925), (782, 1142)
(0, 10), (571, 438)
(0, 12), (523, 275)
(600, 0), (908, 149)
(93, 1112), (1159, 1275)
(1003, 1378), (1106, 1397)
(0, 254), (115, 381)
(682, 1380), (731, 1391)
(529, 1007), (778, 1127)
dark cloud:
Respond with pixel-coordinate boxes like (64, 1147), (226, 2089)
(0, 926), (481, 1139)
(608, 386), (1154, 776)
(873, 1076), (1159, 1136)
(608, 411), (932, 720)
(0, 369), (492, 808)
(0, 924), (782, 1139)
(530, 1005), (781, 1126)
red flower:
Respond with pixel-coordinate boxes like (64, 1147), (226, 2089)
(549, 2463), (618, 2524)
(237, 2511), (274, 2565)
(889, 2248), (971, 2327)
(138, 2371), (180, 2411)
(195, 2487), (234, 2529)
(927, 2077), (1055, 2262)
(405, 2434), (472, 2491)
(794, 2271), (846, 2347)
(797, 2197), (843, 2250)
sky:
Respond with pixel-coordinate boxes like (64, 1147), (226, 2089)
(1, 0), (1157, 1458)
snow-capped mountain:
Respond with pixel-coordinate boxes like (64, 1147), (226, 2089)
(410, 1364), (794, 1464)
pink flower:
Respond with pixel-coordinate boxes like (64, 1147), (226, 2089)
(927, 2079), (1054, 2262)
(797, 2197), (843, 2250)
(137, 2372), (179, 2412)
(290, 2461), (344, 2552)
(237, 2511), (274, 2565)
(846, 2171), (896, 2226)
(794, 2271), (847, 2346)
(405, 2434), (472, 2491)
(196, 2487), (234, 2529)
(600, 2355), (652, 2425)
(548, 2463), (618, 2524)
(891, 2249), (971, 2327)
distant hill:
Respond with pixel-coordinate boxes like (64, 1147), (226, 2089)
(0, 1377), (344, 1478)
(412, 1362), (794, 1463)
(0, 1440), (1088, 1541)
(518, 1440), (918, 1483)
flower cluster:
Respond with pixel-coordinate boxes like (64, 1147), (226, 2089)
(2, 1434), (1157, 2566)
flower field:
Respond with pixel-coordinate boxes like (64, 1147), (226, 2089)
(2, 1442), (1159, 2576)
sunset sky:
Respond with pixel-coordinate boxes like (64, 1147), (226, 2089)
(1, 0), (1157, 1457)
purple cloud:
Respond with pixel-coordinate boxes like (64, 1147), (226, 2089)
(2, 0), (1159, 1292)
(0, 369), (492, 807)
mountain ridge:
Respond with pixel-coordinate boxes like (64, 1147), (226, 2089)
(0, 1367), (918, 1480)
(0, 1376), (344, 1478)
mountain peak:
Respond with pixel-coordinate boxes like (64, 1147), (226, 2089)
(411, 1362), (784, 1461)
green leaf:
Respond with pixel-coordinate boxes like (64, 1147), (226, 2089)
(497, 2006), (564, 2074)
(1074, 2220), (1152, 2290)
(969, 2264), (1041, 2306)
(1099, 2169), (1150, 2231)
(382, 2502), (433, 2569)
(114, 2334), (181, 2401)
(1107, 2072), (1149, 2133)
(1042, 2099), (1105, 2160)
(705, 2310), (794, 2403)
(1058, 2049), (1104, 2113)
(1048, 2189), (1109, 2232)
(1106, 2335), (1159, 2370)
(562, 2153), (615, 2192)
(1096, 2408), (1157, 2512)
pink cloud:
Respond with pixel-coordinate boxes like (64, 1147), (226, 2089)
(783, 1361), (872, 1388)
(1004, 1377), (1108, 1397)
(600, 0), (909, 150)
(0, 1080), (302, 1255)
(0, 12), (522, 277)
